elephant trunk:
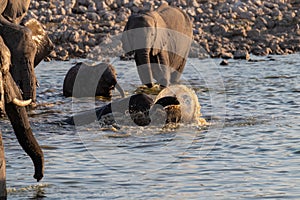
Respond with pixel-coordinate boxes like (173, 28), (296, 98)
(19, 57), (37, 103)
(4, 73), (44, 181)
(135, 49), (153, 88)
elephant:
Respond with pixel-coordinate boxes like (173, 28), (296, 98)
(65, 93), (180, 127)
(0, 0), (54, 104)
(63, 62), (125, 98)
(65, 85), (206, 128)
(121, 4), (193, 88)
(0, 36), (44, 182)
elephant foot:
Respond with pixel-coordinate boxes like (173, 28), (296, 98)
(135, 84), (163, 95)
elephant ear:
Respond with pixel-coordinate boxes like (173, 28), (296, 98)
(3, 0), (30, 24)
(0, 0), (8, 14)
(149, 11), (168, 56)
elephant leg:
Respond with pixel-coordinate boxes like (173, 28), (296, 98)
(152, 50), (170, 87)
(170, 57), (187, 84)
(0, 19), (37, 103)
(135, 49), (154, 88)
(3, 73), (44, 181)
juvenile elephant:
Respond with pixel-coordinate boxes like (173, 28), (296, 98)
(0, 0), (54, 104)
(0, 36), (44, 182)
(65, 93), (180, 127)
(63, 62), (125, 98)
(122, 4), (193, 88)
(65, 85), (205, 128)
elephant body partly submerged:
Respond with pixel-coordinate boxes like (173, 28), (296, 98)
(66, 85), (205, 128)
(63, 62), (125, 98)
(122, 4), (193, 88)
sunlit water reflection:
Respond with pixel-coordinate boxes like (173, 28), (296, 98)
(0, 54), (299, 199)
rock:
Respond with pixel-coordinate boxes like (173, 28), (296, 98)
(238, 10), (255, 21)
(226, 27), (247, 38)
(86, 12), (100, 22)
(95, 1), (109, 10)
(187, 0), (199, 7)
(69, 31), (81, 43)
(58, 49), (69, 60)
(211, 24), (228, 36)
(87, 2), (97, 12)
(247, 29), (260, 39)
(72, 5), (87, 14)
(221, 52), (233, 59)
(272, 8), (283, 20)
(233, 49), (250, 60)
(105, 0), (115, 7)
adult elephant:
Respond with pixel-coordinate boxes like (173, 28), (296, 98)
(0, 36), (44, 182)
(63, 62), (125, 98)
(122, 4), (193, 88)
(0, 0), (54, 104)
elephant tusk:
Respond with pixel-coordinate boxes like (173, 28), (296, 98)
(116, 83), (125, 97)
(12, 98), (32, 107)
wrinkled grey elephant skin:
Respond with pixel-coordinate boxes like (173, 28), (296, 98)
(63, 62), (124, 98)
(122, 4), (193, 88)
(0, 0), (54, 103)
(0, 35), (44, 182)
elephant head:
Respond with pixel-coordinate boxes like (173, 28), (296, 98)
(24, 18), (54, 67)
(0, 0), (54, 104)
(0, 36), (44, 182)
(63, 62), (125, 98)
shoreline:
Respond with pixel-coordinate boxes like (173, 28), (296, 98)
(27, 0), (300, 61)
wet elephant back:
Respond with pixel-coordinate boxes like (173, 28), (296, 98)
(156, 5), (192, 37)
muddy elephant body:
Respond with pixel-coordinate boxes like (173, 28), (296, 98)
(66, 93), (155, 126)
(122, 4), (193, 88)
(0, 0), (53, 103)
(63, 62), (124, 98)
(66, 85), (204, 128)
(0, 36), (44, 181)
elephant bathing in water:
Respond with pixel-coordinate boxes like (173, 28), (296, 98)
(65, 85), (206, 128)
(122, 4), (193, 88)
(63, 62), (125, 98)
(0, 0), (54, 104)
(0, 36), (44, 182)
